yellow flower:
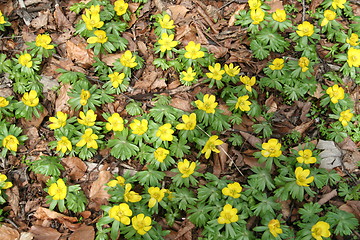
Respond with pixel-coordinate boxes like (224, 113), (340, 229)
(148, 187), (167, 208)
(124, 183), (142, 202)
(248, 0), (261, 10)
(339, 109), (353, 127)
(268, 219), (283, 237)
(109, 203), (132, 225)
(217, 204), (239, 224)
(49, 111), (67, 130)
(2, 135), (19, 152)
(0, 10), (7, 24)
(311, 221), (331, 240)
(206, 63), (225, 81)
(114, 0), (128, 16)
(298, 57), (310, 72)
(48, 179), (67, 200)
(269, 58), (285, 70)
(224, 63), (240, 77)
(222, 182), (242, 198)
(108, 72), (125, 88)
(156, 123), (174, 141)
(107, 176), (126, 187)
(261, 138), (282, 158)
(346, 33), (359, 46)
(321, 10), (336, 26)
(177, 159), (196, 178)
(201, 135), (224, 159)
(56, 136), (72, 153)
(18, 53), (33, 68)
(195, 94), (218, 114)
(159, 14), (175, 29)
(326, 84), (345, 104)
(0, 97), (9, 107)
(295, 167), (314, 187)
(77, 109), (97, 127)
(35, 34), (54, 49)
(347, 47), (360, 68)
(240, 76), (256, 92)
(76, 128), (99, 149)
(81, 6), (104, 31)
(87, 30), (108, 44)
(0, 174), (13, 191)
(120, 50), (138, 68)
(22, 90), (39, 107)
(158, 33), (178, 52)
(235, 95), (251, 111)
(176, 113), (196, 131)
(332, 0), (346, 9)
(154, 147), (170, 163)
(106, 113), (124, 132)
(272, 9), (286, 22)
(80, 89), (91, 106)
(296, 21), (314, 37)
(184, 41), (204, 59)
(297, 149), (316, 164)
(129, 119), (148, 135)
(181, 67), (196, 82)
(250, 8), (265, 25)
(132, 214), (152, 235)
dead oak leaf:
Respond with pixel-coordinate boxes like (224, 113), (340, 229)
(88, 170), (112, 210)
(62, 157), (87, 181)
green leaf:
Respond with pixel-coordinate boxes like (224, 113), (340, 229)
(66, 187), (87, 213)
(250, 40), (270, 60)
(126, 100), (144, 116)
(326, 209), (359, 236)
(28, 156), (64, 177)
(135, 168), (165, 187)
(169, 138), (190, 158)
(172, 188), (197, 211)
(108, 129), (139, 160)
(188, 204), (212, 227)
(298, 202), (322, 223)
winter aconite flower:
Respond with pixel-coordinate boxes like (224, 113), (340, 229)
(154, 147), (170, 162)
(248, 0), (261, 10)
(195, 94), (218, 114)
(108, 72), (125, 88)
(114, 0), (128, 16)
(321, 10), (336, 26)
(48, 179), (67, 200)
(346, 33), (359, 46)
(311, 221), (331, 240)
(339, 109), (353, 126)
(76, 128), (99, 149)
(296, 21), (314, 37)
(77, 109), (97, 127)
(295, 167), (314, 187)
(298, 57), (310, 72)
(268, 219), (283, 237)
(181, 67), (196, 82)
(184, 41), (204, 59)
(22, 90), (39, 107)
(2, 135), (19, 152)
(156, 123), (174, 141)
(332, 0), (346, 9)
(158, 33), (178, 52)
(109, 203), (132, 225)
(82, 5), (103, 30)
(261, 138), (282, 158)
(0, 10), (7, 24)
(80, 89), (91, 106)
(269, 58), (285, 70)
(106, 113), (124, 132)
(18, 53), (33, 68)
(217, 204), (239, 224)
(0, 97), (9, 107)
(0, 174), (13, 192)
(250, 8), (265, 25)
(178, 159), (196, 178)
(124, 183), (142, 202)
(176, 113), (197, 131)
(129, 119), (148, 135)
(56, 136), (72, 153)
(224, 63), (240, 77)
(35, 34), (54, 49)
(148, 187), (167, 208)
(201, 135), (224, 159)
(159, 14), (175, 29)
(107, 176), (125, 187)
(120, 50), (138, 68)
(240, 76), (256, 92)
(297, 149), (317, 164)
(206, 63), (225, 81)
(87, 30), (108, 44)
(272, 9), (286, 22)
(326, 84), (344, 104)
(132, 214), (152, 235)
(347, 47), (360, 68)
(49, 111), (67, 130)
(222, 182), (242, 198)
(235, 95), (251, 111)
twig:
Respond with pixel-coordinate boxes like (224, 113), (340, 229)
(302, 0), (306, 22)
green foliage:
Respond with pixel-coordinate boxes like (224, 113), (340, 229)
(27, 155), (64, 177)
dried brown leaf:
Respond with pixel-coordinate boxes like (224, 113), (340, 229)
(34, 207), (78, 223)
(0, 224), (19, 240)
(62, 156), (87, 181)
(7, 185), (20, 215)
(55, 83), (71, 113)
(168, 5), (189, 23)
(239, 131), (262, 148)
(170, 97), (192, 112)
(31, 10), (50, 29)
(69, 225), (95, 240)
(88, 170), (111, 210)
(66, 38), (95, 68)
(267, 0), (283, 12)
(54, 5), (74, 32)
(29, 225), (61, 240)
(213, 143), (228, 177)
(318, 189), (337, 205)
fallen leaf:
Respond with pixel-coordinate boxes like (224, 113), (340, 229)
(151, 77), (167, 90)
(40, 75), (60, 93)
(88, 170), (112, 210)
(337, 137), (358, 152)
(101, 53), (122, 66)
(62, 157), (87, 181)
(318, 189), (337, 205)
(19, 232), (34, 240)
(54, 5), (74, 32)
(31, 10), (50, 29)
(342, 150), (360, 173)
(168, 5), (189, 23)
(294, 120), (314, 135)
(7, 185), (20, 215)
(34, 207), (78, 223)
(0, 224), (19, 240)
(170, 97), (192, 112)
(213, 143), (228, 177)
(20, 107), (48, 128)
(66, 37), (95, 68)
(267, 0), (283, 12)
(317, 140), (342, 169)
(29, 225), (61, 240)
(69, 225), (95, 240)
(239, 131), (262, 148)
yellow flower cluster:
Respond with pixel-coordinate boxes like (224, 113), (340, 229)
(2, 135), (19, 152)
(326, 84), (344, 104)
(261, 138), (282, 158)
(217, 204), (238, 224)
(35, 34), (54, 49)
(82, 5), (103, 31)
(0, 10), (7, 24)
(0, 174), (13, 193)
(114, 0), (128, 16)
(201, 135), (224, 159)
(48, 179), (67, 200)
(18, 53), (33, 68)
